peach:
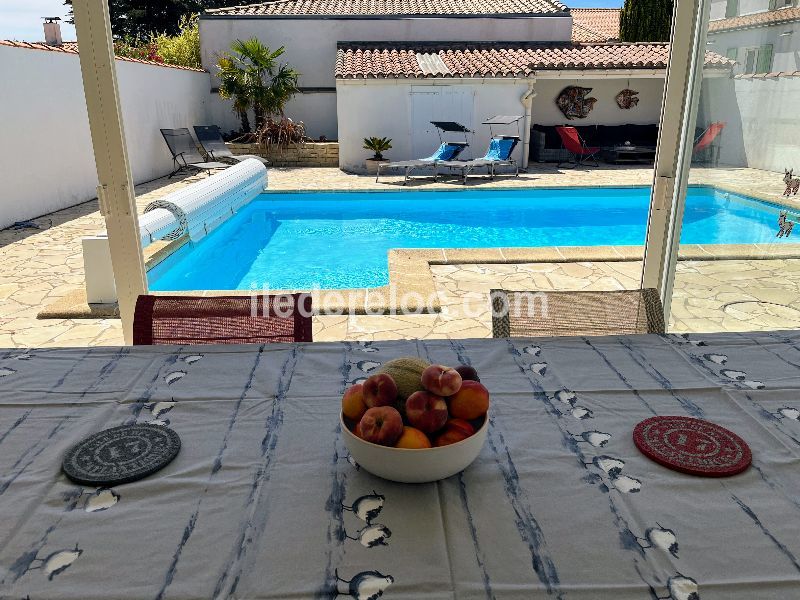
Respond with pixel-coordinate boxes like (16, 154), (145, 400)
(444, 418), (475, 438)
(394, 426), (432, 449)
(434, 419), (475, 447)
(362, 373), (398, 409)
(455, 364), (480, 382)
(448, 380), (490, 420)
(422, 365), (462, 397)
(358, 406), (404, 446)
(341, 383), (367, 421)
(405, 391), (448, 434)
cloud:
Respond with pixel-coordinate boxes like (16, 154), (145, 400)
(0, 0), (77, 41)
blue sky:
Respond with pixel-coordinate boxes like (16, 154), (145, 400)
(0, 0), (624, 42)
(0, 0), (77, 41)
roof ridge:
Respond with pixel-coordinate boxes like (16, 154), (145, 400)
(0, 39), (205, 72)
(204, 0), (568, 17)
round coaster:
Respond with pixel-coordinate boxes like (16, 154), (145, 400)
(62, 424), (181, 486)
(633, 416), (751, 477)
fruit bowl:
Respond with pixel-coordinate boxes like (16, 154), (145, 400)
(340, 412), (488, 483)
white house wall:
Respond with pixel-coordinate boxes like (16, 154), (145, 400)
(0, 45), (209, 229)
(531, 78), (666, 126)
(708, 26), (800, 74)
(698, 74), (800, 172)
(336, 79), (530, 172)
(200, 15), (573, 138)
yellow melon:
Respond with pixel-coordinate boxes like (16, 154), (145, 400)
(378, 357), (430, 401)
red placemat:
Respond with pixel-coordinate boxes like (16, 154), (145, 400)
(633, 416), (751, 477)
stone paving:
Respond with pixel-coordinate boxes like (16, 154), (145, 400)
(1, 164), (799, 348)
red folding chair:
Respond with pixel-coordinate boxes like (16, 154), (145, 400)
(555, 126), (600, 168)
(693, 122), (725, 164)
(133, 294), (313, 345)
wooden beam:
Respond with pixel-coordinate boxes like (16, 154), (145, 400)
(72, 0), (147, 344)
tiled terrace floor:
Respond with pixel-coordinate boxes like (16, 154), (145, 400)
(1, 164), (799, 347)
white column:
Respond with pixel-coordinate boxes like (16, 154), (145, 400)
(72, 0), (147, 344)
(642, 0), (712, 325)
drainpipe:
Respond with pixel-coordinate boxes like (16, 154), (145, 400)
(520, 81), (537, 171)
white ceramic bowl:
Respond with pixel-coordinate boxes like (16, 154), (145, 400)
(340, 413), (488, 483)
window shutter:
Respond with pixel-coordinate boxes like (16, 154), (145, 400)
(726, 0), (739, 17)
(726, 48), (738, 61)
(757, 44), (774, 73)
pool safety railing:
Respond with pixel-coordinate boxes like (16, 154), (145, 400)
(138, 158), (268, 248)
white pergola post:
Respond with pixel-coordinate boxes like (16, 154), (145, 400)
(642, 0), (712, 323)
(73, 0), (147, 345)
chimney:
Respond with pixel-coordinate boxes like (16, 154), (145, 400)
(43, 17), (63, 46)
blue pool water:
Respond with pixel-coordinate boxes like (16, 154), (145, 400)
(148, 186), (795, 291)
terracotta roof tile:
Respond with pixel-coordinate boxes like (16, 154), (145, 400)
(571, 8), (620, 42)
(708, 7), (800, 33)
(336, 42), (734, 78)
(206, 0), (567, 17)
(0, 40), (204, 72)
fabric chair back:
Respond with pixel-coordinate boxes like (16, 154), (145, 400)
(484, 137), (519, 161)
(133, 294), (313, 345)
(693, 122), (726, 153)
(194, 125), (234, 159)
(160, 128), (206, 165)
(555, 126), (585, 154)
(427, 142), (468, 161)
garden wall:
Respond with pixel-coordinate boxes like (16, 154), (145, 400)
(698, 73), (800, 173)
(228, 142), (339, 167)
(0, 44), (210, 230)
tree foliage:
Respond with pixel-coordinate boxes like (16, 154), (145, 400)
(63, 1), (247, 39)
(619, 0), (674, 43)
(154, 14), (201, 68)
(217, 39), (300, 133)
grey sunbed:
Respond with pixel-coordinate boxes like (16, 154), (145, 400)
(438, 136), (520, 184)
(376, 142), (468, 185)
(193, 125), (269, 166)
(160, 128), (230, 178)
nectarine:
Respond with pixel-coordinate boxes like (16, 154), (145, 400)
(394, 426), (432, 449)
(405, 391), (449, 434)
(448, 380), (490, 420)
(358, 406), (404, 446)
(341, 383), (367, 421)
(455, 364), (480, 382)
(421, 364), (463, 397)
(363, 373), (398, 408)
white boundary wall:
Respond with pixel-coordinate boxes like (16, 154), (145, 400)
(698, 74), (800, 173)
(0, 45), (210, 230)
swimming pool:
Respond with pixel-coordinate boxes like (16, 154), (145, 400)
(148, 186), (796, 291)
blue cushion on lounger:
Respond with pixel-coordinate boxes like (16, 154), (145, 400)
(484, 137), (517, 161)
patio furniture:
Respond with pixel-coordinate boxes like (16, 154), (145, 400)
(555, 125), (601, 168)
(160, 128), (230, 178)
(693, 121), (726, 165)
(438, 136), (520, 184)
(2, 332), (800, 598)
(490, 288), (665, 338)
(602, 144), (656, 164)
(193, 125), (269, 166)
(376, 121), (471, 184)
(132, 293), (312, 344)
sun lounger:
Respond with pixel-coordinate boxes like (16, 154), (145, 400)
(160, 128), (230, 178)
(438, 136), (520, 184)
(375, 142), (468, 184)
(193, 125), (269, 166)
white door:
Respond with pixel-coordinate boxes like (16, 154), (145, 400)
(410, 87), (475, 160)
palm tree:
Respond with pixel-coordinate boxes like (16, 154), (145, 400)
(216, 38), (300, 133)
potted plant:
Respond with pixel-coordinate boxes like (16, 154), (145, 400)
(363, 137), (392, 174)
